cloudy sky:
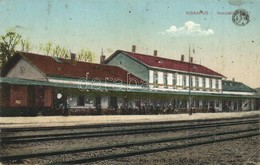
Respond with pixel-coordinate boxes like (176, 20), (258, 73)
(0, 0), (259, 88)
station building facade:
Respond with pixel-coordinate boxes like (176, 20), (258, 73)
(0, 49), (259, 116)
(104, 48), (257, 112)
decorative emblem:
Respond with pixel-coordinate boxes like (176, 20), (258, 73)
(19, 66), (25, 75)
(232, 9), (250, 26)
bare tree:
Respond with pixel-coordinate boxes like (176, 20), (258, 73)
(52, 45), (62, 57)
(77, 49), (95, 63)
(0, 30), (96, 68)
(20, 38), (32, 52)
(0, 31), (21, 67)
(52, 45), (69, 59)
(40, 42), (70, 59)
(60, 47), (69, 59)
(40, 41), (53, 56)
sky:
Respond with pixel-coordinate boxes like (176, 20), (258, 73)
(0, 0), (259, 88)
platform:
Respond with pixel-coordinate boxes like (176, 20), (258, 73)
(0, 111), (259, 128)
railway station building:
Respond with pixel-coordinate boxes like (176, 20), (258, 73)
(0, 49), (259, 116)
(104, 47), (258, 112)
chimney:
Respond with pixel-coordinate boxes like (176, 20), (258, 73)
(70, 52), (76, 63)
(132, 45), (136, 53)
(100, 55), (106, 64)
(232, 78), (235, 82)
(181, 54), (184, 62)
(153, 50), (158, 56)
(190, 57), (193, 63)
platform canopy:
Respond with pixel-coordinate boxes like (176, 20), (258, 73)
(1, 77), (259, 99)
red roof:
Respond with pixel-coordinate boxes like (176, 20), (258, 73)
(7, 52), (145, 84)
(108, 50), (224, 77)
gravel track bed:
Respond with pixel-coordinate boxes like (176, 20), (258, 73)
(99, 136), (259, 165)
(0, 124), (259, 155)
(4, 132), (259, 164)
(1, 122), (192, 137)
(1, 123), (257, 155)
(1, 122), (259, 164)
(1, 119), (236, 137)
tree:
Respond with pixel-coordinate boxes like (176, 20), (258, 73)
(40, 42), (70, 59)
(51, 45), (69, 59)
(51, 45), (62, 57)
(59, 47), (69, 59)
(20, 38), (32, 52)
(0, 31), (21, 67)
(77, 49), (95, 63)
(39, 41), (53, 56)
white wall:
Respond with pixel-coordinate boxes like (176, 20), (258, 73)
(218, 79), (222, 90)
(178, 74), (183, 86)
(176, 74), (180, 86)
(149, 70), (153, 84)
(205, 78), (209, 88)
(212, 79), (215, 89)
(7, 59), (47, 81)
(168, 73), (173, 87)
(192, 76), (195, 87)
(176, 74), (186, 87)
(199, 77), (202, 88)
(148, 69), (224, 93)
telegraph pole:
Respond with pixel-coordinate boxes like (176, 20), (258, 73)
(189, 44), (192, 115)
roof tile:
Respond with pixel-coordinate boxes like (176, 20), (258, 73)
(118, 51), (224, 77)
(18, 52), (145, 84)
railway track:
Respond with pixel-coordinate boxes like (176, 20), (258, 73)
(55, 130), (259, 164)
(1, 115), (259, 133)
(1, 116), (259, 144)
(0, 116), (259, 164)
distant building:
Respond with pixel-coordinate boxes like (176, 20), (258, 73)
(222, 80), (257, 111)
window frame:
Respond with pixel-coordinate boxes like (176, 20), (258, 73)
(153, 71), (158, 88)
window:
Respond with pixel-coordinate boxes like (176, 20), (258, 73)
(209, 78), (212, 89)
(216, 79), (219, 89)
(190, 76), (193, 87)
(153, 72), (158, 88)
(216, 101), (219, 107)
(195, 76), (199, 88)
(78, 96), (85, 106)
(229, 101), (232, 106)
(195, 100), (200, 108)
(202, 77), (206, 90)
(68, 96), (77, 107)
(76, 96), (95, 107)
(163, 73), (168, 88)
(188, 100), (196, 107)
(85, 96), (94, 104)
(172, 73), (177, 88)
(109, 96), (118, 108)
(203, 100), (208, 108)
(183, 75), (187, 88)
